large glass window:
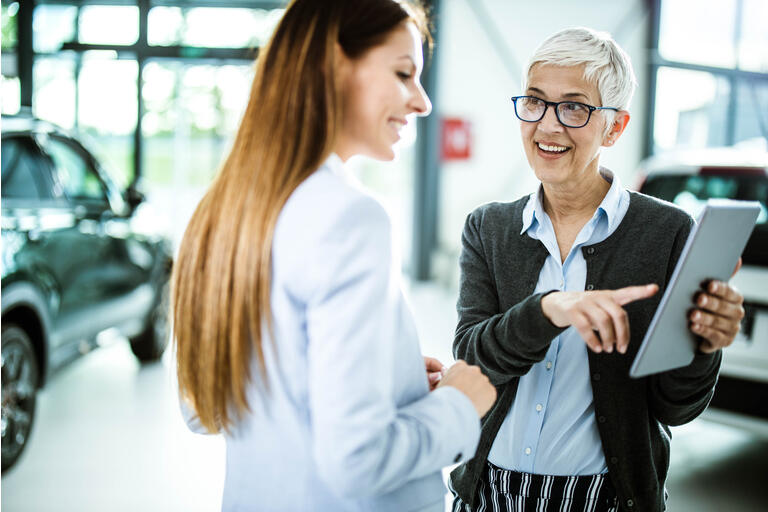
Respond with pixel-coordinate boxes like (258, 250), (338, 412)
(33, 4), (77, 53)
(77, 53), (137, 187)
(652, 0), (768, 153)
(659, 0), (738, 69)
(148, 7), (283, 48)
(79, 5), (139, 46)
(33, 56), (77, 129)
(2, 75), (20, 114)
(738, 0), (768, 73)
(653, 68), (731, 151)
(141, 61), (252, 187)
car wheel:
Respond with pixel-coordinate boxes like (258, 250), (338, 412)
(129, 283), (169, 362)
(1, 324), (39, 472)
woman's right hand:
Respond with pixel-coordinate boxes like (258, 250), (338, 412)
(437, 360), (497, 417)
(540, 284), (659, 354)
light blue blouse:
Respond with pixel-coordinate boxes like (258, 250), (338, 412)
(487, 169), (629, 476)
(182, 154), (480, 511)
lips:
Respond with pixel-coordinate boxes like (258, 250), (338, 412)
(536, 141), (569, 153)
(388, 118), (407, 139)
(535, 141), (571, 160)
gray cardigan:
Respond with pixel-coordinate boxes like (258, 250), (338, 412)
(449, 191), (722, 512)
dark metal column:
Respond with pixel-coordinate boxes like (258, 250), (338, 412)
(133, 0), (150, 186)
(643, 0), (661, 158)
(412, 0), (441, 281)
(17, 0), (34, 107)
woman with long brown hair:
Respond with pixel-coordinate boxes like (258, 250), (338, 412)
(172, 1), (496, 510)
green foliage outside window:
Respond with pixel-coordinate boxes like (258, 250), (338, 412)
(2, 2), (18, 50)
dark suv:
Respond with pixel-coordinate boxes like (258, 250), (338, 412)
(1, 114), (173, 471)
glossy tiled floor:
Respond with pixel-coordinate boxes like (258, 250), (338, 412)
(2, 282), (767, 511)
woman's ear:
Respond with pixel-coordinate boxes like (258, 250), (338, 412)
(335, 42), (351, 83)
(603, 110), (630, 147)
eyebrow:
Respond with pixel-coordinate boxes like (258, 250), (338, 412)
(527, 87), (590, 102)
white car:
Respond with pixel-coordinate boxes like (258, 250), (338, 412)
(636, 148), (768, 435)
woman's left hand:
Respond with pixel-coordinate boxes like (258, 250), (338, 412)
(690, 259), (745, 353)
(424, 356), (447, 391)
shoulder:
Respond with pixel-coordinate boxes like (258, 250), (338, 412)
(465, 195), (531, 231)
(626, 191), (694, 231)
(279, 168), (390, 243)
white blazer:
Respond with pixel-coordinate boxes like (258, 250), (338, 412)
(183, 154), (480, 511)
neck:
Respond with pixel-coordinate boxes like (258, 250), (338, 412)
(541, 168), (610, 225)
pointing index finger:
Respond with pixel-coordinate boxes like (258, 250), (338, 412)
(612, 284), (659, 306)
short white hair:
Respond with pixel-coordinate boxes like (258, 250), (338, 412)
(525, 27), (637, 131)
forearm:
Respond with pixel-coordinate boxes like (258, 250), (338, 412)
(314, 386), (480, 498)
(454, 292), (564, 386)
(648, 350), (722, 426)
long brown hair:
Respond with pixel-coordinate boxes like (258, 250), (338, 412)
(173, 0), (429, 434)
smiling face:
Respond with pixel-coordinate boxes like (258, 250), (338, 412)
(335, 21), (431, 161)
(521, 64), (627, 187)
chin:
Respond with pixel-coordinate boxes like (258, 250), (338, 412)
(531, 164), (572, 185)
(368, 145), (396, 161)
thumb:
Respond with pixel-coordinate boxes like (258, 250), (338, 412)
(612, 284), (659, 306)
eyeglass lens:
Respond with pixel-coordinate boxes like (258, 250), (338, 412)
(516, 97), (591, 127)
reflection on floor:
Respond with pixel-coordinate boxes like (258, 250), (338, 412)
(1, 282), (766, 511)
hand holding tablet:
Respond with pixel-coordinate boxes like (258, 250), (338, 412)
(629, 199), (760, 377)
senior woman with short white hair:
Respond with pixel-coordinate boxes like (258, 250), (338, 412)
(448, 27), (745, 512)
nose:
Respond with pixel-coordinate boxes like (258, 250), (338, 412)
(538, 104), (563, 132)
(409, 82), (432, 117)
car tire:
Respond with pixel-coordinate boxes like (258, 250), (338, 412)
(1, 324), (39, 473)
(129, 283), (169, 362)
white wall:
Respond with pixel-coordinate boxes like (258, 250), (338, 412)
(432, 0), (650, 285)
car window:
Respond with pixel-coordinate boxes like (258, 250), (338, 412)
(46, 136), (107, 204)
(1, 136), (55, 201)
(641, 172), (768, 266)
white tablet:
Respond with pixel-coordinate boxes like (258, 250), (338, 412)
(629, 199), (761, 378)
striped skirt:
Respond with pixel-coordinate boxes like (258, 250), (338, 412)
(450, 462), (619, 512)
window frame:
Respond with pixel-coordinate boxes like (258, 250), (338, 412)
(647, 0), (768, 156)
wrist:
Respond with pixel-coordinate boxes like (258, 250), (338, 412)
(541, 290), (567, 328)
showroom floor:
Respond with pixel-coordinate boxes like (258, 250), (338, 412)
(2, 282), (767, 511)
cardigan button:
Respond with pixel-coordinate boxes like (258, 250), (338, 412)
(626, 499), (634, 507)
(586, 284), (594, 291)
(586, 247), (595, 255)
(610, 456), (618, 464)
(592, 373), (601, 381)
(598, 415), (606, 423)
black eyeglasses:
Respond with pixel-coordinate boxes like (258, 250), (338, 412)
(510, 95), (618, 128)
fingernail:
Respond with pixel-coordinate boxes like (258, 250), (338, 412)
(618, 345), (627, 354)
(700, 296), (708, 306)
(594, 346), (602, 353)
(712, 282), (719, 293)
(605, 345), (613, 353)
(694, 312), (701, 321)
